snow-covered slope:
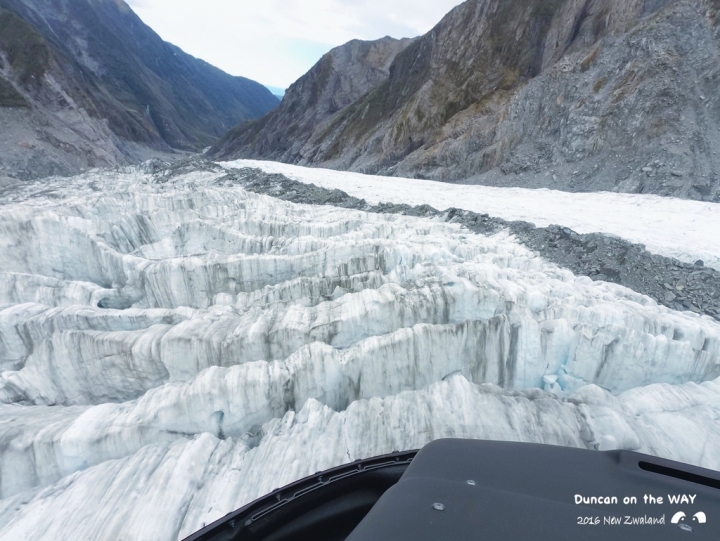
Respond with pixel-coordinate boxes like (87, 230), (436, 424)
(0, 164), (719, 540)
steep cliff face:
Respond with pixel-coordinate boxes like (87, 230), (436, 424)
(391, 0), (720, 200)
(213, 0), (720, 201)
(0, 0), (279, 180)
(212, 36), (414, 163)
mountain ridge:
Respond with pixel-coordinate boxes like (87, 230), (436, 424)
(0, 0), (279, 179)
(212, 36), (415, 165)
(212, 0), (720, 202)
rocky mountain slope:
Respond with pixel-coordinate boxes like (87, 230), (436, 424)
(215, 36), (414, 164)
(0, 0), (278, 180)
(212, 0), (720, 201)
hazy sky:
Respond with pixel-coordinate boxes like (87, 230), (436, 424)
(125, 0), (464, 89)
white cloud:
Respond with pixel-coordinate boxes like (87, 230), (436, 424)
(124, 0), (464, 88)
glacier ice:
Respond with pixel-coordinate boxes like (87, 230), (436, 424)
(0, 164), (718, 540)
(0, 376), (718, 540)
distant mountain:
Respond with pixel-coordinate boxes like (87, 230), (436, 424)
(0, 0), (279, 180)
(211, 36), (415, 165)
(212, 0), (720, 202)
(265, 86), (286, 100)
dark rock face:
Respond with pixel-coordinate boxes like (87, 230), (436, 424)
(0, 0), (279, 179)
(213, 0), (720, 202)
(211, 36), (414, 163)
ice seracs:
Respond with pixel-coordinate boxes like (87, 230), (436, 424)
(0, 163), (718, 540)
(0, 375), (718, 541)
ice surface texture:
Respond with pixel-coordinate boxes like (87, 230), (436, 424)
(0, 165), (718, 540)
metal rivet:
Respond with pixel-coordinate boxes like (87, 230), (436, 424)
(466, 480), (476, 486)
(678, 524), (693, 532)
(432, 503), (445, 511)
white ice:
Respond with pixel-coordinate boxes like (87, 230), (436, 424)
(225, 160), (720, 270)
(0, 164), (718, 540)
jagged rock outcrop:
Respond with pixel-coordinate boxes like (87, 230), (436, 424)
(0, 0), (279, 180)
(212, 36), (414, 163)
(213, 0), (720, 201)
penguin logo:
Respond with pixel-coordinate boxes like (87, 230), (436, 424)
(671, 511), (707, 532)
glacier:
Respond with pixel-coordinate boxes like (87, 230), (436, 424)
(229, 159), (720, 270)
(0, 163), (718, 540)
